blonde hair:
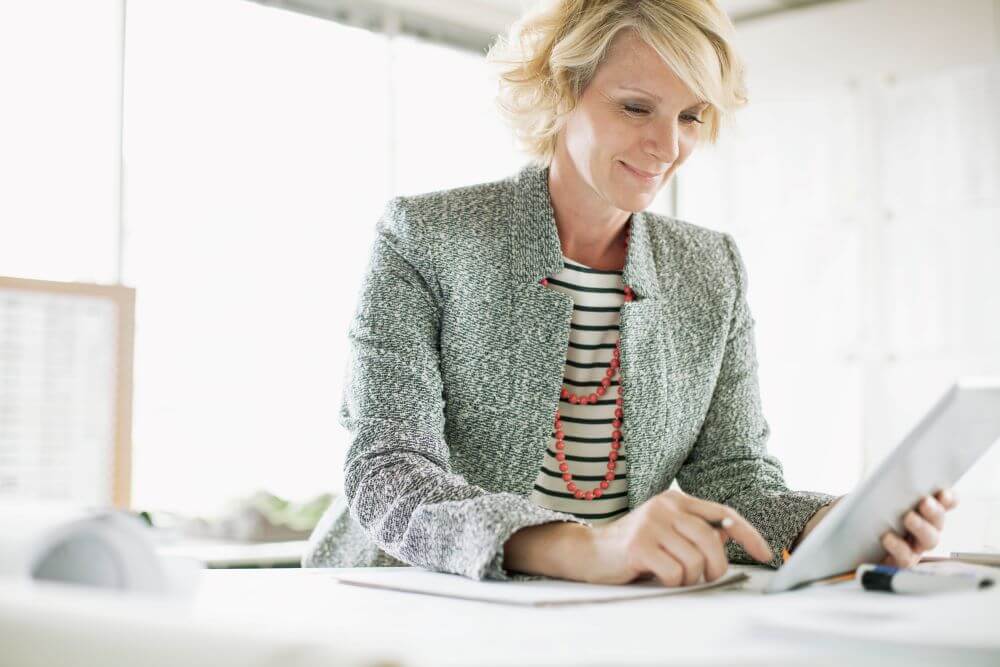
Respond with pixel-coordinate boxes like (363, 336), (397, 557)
(485, 0), (748, 166)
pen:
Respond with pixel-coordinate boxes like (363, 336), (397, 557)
(856, 563), (995, 594)
(781, 547), (856, 585)
(950, 550), (1000, 566)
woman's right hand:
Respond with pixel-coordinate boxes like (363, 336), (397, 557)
(572, 489), (773, 586)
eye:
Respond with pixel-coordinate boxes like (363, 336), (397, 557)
(682, 114), (705, 125)
(622, 104), (649, 116)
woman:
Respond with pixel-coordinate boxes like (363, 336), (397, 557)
(303, 0), (957, 585)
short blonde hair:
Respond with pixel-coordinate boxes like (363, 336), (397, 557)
(485, 0), (748, 166)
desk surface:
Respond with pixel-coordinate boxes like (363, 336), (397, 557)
(2, 563), (998, 667)
(186, 564), (1000, 667)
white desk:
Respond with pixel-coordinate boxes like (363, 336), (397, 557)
(3, 564), (998, 667)
(186, 565), (1000, 667)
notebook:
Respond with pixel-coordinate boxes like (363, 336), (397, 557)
(331, 566), (747, 606)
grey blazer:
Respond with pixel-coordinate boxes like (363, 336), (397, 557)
(302, 161), (837, 580)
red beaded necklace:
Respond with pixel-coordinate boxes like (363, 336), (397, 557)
(538, 222), (634, 501)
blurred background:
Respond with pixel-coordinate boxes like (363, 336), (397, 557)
(0, 0), (998, 553)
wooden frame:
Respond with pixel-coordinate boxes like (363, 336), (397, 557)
(0, 276), (135, 508)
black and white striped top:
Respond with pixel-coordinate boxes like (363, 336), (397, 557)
(529, 254), (629, 524)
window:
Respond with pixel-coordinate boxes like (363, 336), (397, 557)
(122, 0), (524, 513)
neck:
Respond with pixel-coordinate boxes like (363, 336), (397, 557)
(547, 148), (631, 271)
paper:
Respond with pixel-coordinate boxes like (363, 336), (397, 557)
(331, 566), (747, 606)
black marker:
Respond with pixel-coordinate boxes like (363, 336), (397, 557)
(857, 563), (994, 594)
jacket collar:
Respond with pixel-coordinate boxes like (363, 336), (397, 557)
(508, 161), (663, 301)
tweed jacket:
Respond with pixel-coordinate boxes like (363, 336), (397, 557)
(302, 161), (837, 580)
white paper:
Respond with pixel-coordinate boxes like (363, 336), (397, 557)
(331, 566), (748, 606)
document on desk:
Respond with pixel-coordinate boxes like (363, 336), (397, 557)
(331, 566), (747, 606)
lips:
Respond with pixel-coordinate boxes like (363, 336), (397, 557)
(620, 161), (663, 179)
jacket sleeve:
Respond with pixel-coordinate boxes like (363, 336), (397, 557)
(339, 196), (588, 581)
(675, 233), (838, 569)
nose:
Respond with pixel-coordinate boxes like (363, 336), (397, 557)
(644, 116), (681, 164)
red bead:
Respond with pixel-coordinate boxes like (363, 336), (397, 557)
(574, 490), (585, 499)
(595, 386), (606, 396)
(555, 429), (564, 439)
(607, 462), (616, 471)
(540, 278), (549, 286)
(593, 489), (603, 498)
(614, 408), (623, 418)
(605, 367), (614, 377)
(570, 395), (580, 404)
(610, 442), (620, 450)
(609, 451), (619, 462)
(555, 441), (565, 450)
(567, 482), (578, 492)
(599, 481), (610, 490)
(562, 473), (572, 481)
(612, 429), (621, 439)
(555, 452), (566, 462)
(561, 388), (569, 398)
(610, 359), (619, 369)
(559, 463), (569, 473)
(605, 471), (615, 481)
(613, 347), (620, 358)
(612, 419), (621, 428)
(584, 490), (594, 501)
(600, 378), (611, 387)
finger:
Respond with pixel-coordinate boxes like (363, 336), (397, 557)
(936, 488), (959, 510)
(673, 513), (729, 582)
(637, 539), (685, 588)
(903, 510), (940, 552)
(917, 495), (946, 531)
(680, 498), (773, 563)
(657, 528), (706, 586)
(882, 530), (917, 568)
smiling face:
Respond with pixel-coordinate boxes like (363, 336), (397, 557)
(556, 28), (709, 214)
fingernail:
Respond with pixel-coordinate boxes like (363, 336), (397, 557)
(720, 517), (734, 528)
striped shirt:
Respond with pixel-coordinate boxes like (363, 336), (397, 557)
(529, 254), (629, 524)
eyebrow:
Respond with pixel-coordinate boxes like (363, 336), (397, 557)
(617, 85), (708, 110)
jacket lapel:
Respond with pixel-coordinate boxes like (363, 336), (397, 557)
(618, 199), (673, 508)
(505, 162), (575, 494)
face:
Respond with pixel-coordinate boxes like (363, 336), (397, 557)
(557, 28), (709, 214)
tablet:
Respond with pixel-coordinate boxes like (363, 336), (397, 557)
(764, 378), (1000, 594)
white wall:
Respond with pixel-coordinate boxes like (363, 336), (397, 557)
(678, 0), (1000, 553)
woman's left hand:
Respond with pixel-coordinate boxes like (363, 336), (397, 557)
(880, 488), (960, 568)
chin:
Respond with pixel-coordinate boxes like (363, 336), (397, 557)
(610, 189), (656, 213)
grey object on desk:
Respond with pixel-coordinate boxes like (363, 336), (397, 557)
(0, 503), (200, 597)
(767, 378), (1000, 593)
